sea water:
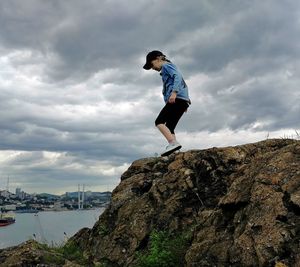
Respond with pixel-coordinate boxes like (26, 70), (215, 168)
(0, 208), (104, 249)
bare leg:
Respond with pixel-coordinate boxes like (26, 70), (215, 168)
(156, 124), (176, 143)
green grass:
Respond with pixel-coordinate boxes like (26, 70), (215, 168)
(31, 228), (193, 266)
(54, 241), (90, 265)
(33, 241), (90, 266)
(135, 229), (192, 267)
(98, 223), (110, 236)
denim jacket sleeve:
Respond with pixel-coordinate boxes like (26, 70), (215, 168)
(163, 63), (184, 93)
(161, 63), (190, 103)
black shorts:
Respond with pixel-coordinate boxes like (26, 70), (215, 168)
(155, 98), (189, 134)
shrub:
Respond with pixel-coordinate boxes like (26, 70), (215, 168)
(135, 229), (192, 267)
(55, 241), (90, 265)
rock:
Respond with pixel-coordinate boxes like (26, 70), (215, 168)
(0, 239), (87, 266)
(0, 240), (64, 267)
(1, 139), (299, 267)
(70, 138), (300, 267)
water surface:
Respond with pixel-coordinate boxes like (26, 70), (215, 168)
(0, 209), (104, 249)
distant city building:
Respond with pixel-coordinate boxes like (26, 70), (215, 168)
(53, 201), (63, 211)
(0, 190), (10, 198)
(85, 191), (92, 197)
(16, 188), (21, 197)
(1, 188), (111, 212)
(3, 204), (16, 211)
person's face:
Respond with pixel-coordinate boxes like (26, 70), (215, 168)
(151, 58), (163, 71)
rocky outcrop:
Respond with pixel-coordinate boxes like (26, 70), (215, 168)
(0, 240), (81, 267)
(0, 139), (299, 267)
(71, 138), (300, 267)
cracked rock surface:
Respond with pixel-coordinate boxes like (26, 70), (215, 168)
(1, 139), (299, 267)
(70, 139), (300, 267)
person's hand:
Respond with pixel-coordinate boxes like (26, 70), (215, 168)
(168, 92), (177, 104)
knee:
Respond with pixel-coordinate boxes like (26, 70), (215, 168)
(155, 118), (163, 127)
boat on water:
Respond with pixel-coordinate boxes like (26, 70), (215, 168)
(0, 213), (16, 227)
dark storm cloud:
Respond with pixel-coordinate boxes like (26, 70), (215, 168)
(0, 0), (261, 81)
(0, 0), (299, 193)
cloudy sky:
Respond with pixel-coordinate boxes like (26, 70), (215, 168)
(0, 0), (299, 194)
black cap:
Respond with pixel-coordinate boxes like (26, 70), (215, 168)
(143, 50), (165, 70)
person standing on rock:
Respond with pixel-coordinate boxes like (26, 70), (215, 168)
(143, 50), (191, 157)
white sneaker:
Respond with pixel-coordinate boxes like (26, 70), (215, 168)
(161, 141), (182, 157)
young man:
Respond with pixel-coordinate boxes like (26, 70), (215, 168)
(143, 50), (191, 156)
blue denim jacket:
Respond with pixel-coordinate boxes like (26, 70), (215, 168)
(160, 62), (190, 104)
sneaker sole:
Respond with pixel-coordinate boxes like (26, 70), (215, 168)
(161, 145), (182, 157)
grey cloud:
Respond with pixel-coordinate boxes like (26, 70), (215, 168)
(184, 63), (300, 133)
(0, 0), (247, 82)
(1, 1), (299, 80)
(171, 1), (300, 77)
(2, 150), (126, 193)
(0, 0), (299, 193)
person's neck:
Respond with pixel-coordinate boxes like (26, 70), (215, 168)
(158, 60), (167, 70)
